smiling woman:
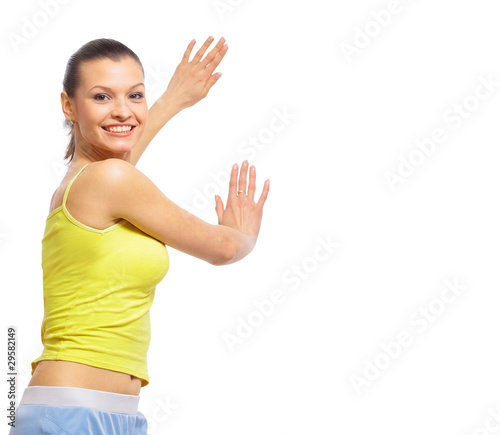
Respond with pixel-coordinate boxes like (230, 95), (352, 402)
(10, 37), (270, 435)
(60, 42), (148, 161)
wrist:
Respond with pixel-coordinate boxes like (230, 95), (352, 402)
(151, 95), (184, 123)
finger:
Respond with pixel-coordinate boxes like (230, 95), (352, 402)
(182, 39), (197, 63)
(201, 72), (223, 98)
(201, 38), (226, 68)
(238, 161), (249, 195)
(205, 45), (228, 75)
(257, 179), (270, 209)
(247, 165), (256, 201)
(228, 163), (238, 203)
(215, 195), (224, 224)
(191, 36), (214, 63)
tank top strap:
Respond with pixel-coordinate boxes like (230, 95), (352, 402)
(62, 163), (90, 209)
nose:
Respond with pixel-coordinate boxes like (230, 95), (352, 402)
(110, 96), (132, 120)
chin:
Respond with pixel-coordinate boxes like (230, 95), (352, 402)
(92, 142), (135, 156)
(111, 144), (136, 154)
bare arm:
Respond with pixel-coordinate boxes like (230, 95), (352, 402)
(94, 158), (269, 265)
(129, 36), (228, 166)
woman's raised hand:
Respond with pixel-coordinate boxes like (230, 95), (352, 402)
(160, 36), (228, 111)
(215, 161), (270, 244)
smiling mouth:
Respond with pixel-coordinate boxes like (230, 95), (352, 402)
(101, 125), (135, 133)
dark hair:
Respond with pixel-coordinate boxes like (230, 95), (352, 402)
(62, 38), (144, 164)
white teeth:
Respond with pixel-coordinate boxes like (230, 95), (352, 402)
(104, 125), (133, 133)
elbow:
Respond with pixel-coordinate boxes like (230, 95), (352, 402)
(209, 229), (235, 266)
(208, 225), (253, 266)
(210, 243), (235, 266)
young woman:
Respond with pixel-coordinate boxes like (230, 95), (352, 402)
(10, 37), (270, 435)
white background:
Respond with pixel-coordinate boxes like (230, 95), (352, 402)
(2, 0), (500, 434)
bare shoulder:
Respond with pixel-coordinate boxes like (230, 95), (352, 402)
(88, 158), (156, 208)
(87, 158), (138, 184)
(60, 158), (141, 230)
(84, 158), (145, 203)
(82, 158), (149, 220)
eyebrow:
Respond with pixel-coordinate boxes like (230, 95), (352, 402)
(88, 83), (145, 93)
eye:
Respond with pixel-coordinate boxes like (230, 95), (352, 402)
(94, 94), (109, 101)
(130, 92), (144, 100)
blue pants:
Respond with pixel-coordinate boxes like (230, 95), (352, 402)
(9, 386), (148, 435)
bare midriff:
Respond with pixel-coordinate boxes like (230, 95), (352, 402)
(28, 360), (142, 396)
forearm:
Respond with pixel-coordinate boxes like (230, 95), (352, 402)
(130, 98), (183, 166)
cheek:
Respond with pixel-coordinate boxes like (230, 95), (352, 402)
(77, 102), (104, 127)
(138, 104), (148, 124)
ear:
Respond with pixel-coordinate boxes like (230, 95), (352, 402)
(61, 91), (75, 122)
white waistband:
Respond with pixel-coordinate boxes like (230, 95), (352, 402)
(19, 386), (140, 414)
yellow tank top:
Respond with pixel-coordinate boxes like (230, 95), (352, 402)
(31, 163), (169, 387)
